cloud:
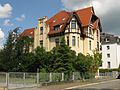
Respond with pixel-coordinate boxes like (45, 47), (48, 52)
(3, 19), (13, 26)
(0, 3), (13, 18)
(61, 0), (90, 11)
(0, 28), (5, 49)
(0, 28), (4, 39)
(16, 14), (25, 22)
(61, 0), (120, 35)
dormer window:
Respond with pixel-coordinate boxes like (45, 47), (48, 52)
(54, 25), (60, 30)
(71, 20), (76, 29)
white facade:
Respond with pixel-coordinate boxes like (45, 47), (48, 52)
(101, 43), (120, 69)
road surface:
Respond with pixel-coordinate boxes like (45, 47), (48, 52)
(66, 79), (120, 90)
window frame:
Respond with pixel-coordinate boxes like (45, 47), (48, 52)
(107, 53), (110, 58)
(54, 25), (60, 31)
(72, 36), (76, 46)
(67, 36), (69, 46)
(89, 40), (92, 50)
(107, 46), (110, 50)
(71, 20), (76, 29)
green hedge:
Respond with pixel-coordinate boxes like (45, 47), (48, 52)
(99, 68), (120, 73)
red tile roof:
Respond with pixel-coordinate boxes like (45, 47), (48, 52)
(46, 7), (99, 36)
(46, 10), (70, 35)
(75, 7), (93, 27)
(21, 28), (35, 38)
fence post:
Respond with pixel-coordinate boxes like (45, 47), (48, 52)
(49, 73), (52, 82)
(23, 73), (25, 86)
(37, 72), (39, 87)
(72, 72), (75, 81)
(61, 73), (64, 81)
(6, 73), (9, 90)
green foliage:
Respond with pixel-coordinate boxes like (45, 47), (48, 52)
(99, 68), (120, 73)
(51, 37), (75, 73)
(0, 28), (34, 72)
(0, 29), (102, 74)
(91, 49), (102, 73)
(0, 31), (16, 71)
(27, 46), (47, 72)
(74, 49), (102, 75)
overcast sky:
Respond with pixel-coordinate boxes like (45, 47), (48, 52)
(0, 0), (120, 48)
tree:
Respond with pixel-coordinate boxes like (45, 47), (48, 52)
(0, 27), (34, 72)
(90, 49), (102, 73)
(0, 31), (16, 71)
(27, 46), (47, 72)
(75, 53), (90, 73)
(51, 37), (75, 73)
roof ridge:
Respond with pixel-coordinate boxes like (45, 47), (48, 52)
(75, 6), (93, 12)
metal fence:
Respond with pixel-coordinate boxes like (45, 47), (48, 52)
(0, 71), (118, 90)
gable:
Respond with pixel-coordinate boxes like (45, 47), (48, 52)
(47, 7), (100, 36)
(75, 7), (94, 27)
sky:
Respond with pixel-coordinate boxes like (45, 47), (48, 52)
(0, 0), (120, 48)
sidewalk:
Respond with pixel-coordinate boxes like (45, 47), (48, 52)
(16, 78), (115, 90)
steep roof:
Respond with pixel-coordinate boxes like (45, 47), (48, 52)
(75, 7), (94, 27)
(46, 10), (70, 35)
(21, 28), (35, 38)
(47, 7), (99, 36)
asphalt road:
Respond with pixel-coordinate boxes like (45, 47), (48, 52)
(67, 79), (120, 90)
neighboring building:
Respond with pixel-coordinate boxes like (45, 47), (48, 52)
(21, 28), (35, 52)
(22, 7), (102, 55)
(101, 33), (120, 69)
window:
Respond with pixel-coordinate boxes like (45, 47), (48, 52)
(78, 37), (79, 47)
(71, 20), (76, 29)
(54, 25), (60, 30)
(97, 30), (99, 36)
(40, 40), (43, 47)
(97, 42), (99, 51)
(107, 46), (110, 50)
(100, 45), (102, 50)
(107, 54), (110, 58)
(40, 27), (43, 34)
(107, 62), (111, 68)
(89, 27), (92, 34)
(72, 36), (75, 46)
(106, 38), (110, 42)
(89, 40), (91, 50)
(67, 36), (69, 46)
(97, 30), (99, 40)
(55, 38), (59, 46)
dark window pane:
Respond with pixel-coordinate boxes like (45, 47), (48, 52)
(40, 27), (43, 34)
(40, 40), (43, 47)
(89, 40), (91, 50)
(54, 25), (60, 30)
(67, 36), (69, 46)
(71, 20), (76, 29)
(72, 36), (75, 46)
